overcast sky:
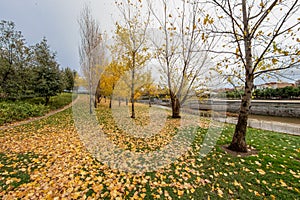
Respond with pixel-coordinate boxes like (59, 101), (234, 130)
(0, 0), (117, 73)
(1, 1), (298, 84)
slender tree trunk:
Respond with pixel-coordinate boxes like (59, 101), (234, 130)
(131, 68), (135, 118)
(228, 0), (253, 152)
(109, 84), (115, 109)
(94, 79), (101, 108)
(131, 53), (136, 119)
(88, 56), (93, 114)
(109, 96), (112, 109)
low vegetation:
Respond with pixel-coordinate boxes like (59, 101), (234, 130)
(225, 86), (300, 100)
(0, 93), (73, 126)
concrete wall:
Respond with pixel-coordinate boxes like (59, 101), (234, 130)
(198, 100), (300, 118)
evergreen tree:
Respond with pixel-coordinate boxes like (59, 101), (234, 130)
(32, 38), (63, 105)
(0, 20), (33, 100)
(63, 67), (76, 92)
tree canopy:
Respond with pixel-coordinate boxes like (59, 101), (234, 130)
(0, 20), (75, 102)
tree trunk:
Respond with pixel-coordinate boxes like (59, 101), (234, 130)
(89, 62), (93, 114)
(94, 79), (101, 108)
(45, 96), (50, 106)
(228, 81), (254, 152)
(109, 96), (112, 109)
(228, 103), (249, 152)
(131, 98), (135, 118)
(228, 0), (254, 153)
(228, 79), (253, 152)
(131, 57), (136, 118)
(109, 84), (115, 109)
(94, 94), (101, 108)
(171, 94), (181, 118)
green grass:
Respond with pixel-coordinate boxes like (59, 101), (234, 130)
(0, 93), (74, 126)
(92, 102), (300, 199)
(0, 152), (40, 191)
(0, 100), (299, 199)
(188, 126), (300, 199)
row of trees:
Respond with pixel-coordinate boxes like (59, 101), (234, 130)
(79, 0), (300, 153)
(79, 0), (213, 118)
(225, 86), (300, 99)
(0, 20), (76, 104)
(253, 86), (300, 99)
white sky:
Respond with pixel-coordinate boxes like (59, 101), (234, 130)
(1, 0), (298, 84)
(0, 0), (117, 72)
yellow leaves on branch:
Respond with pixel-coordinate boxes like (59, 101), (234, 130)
(236, 48), (239, 59)
(271, 58), (278, 65)
(204, 15), (214, 25)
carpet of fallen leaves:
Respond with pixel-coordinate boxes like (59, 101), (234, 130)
(0, 97), (299, 199)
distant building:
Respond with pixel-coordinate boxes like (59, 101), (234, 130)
(296, 80), (300, 87)
(255, 82), (295, 90)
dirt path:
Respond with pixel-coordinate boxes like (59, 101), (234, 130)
(0, 96), (79, 131)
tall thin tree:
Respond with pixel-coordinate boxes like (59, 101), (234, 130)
(115, 0), (151, 118)
(209, 0), (300, 152)
(148, 0), (213, 118)
(78, 4), (105, 114)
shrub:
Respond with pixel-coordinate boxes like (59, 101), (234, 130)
(0, 101), (49, 125)
(0, 93), (74, 126)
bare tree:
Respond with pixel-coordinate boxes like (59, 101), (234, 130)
(208, 0), (300, 152)
(148, 0), (213, 118)
(78, 4), (106, 114)
(115, 0), (151, 119)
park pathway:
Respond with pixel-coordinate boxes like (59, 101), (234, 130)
(154, 105), (300, 136)
(1, 98), (299, 136)
(218, 116), (300, 136)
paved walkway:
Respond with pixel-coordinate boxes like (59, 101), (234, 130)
(154, 105), (300, 136)
(0, 96), (78, 131)
(218, 117), (300, 136)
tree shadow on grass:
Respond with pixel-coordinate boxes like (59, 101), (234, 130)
(220, 145), (259, 157)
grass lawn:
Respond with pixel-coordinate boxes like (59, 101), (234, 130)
(0, 93), (74, 126)
(0, 98), (299, 199)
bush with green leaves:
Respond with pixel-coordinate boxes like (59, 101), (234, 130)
(0, 101), (49, 125)
(0, 93), (73, 125)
